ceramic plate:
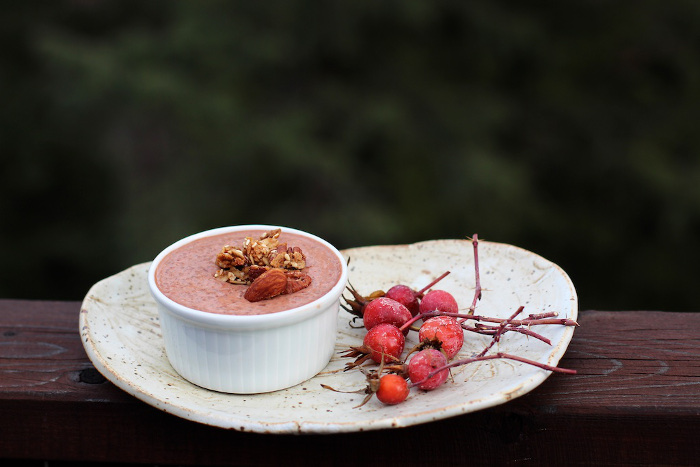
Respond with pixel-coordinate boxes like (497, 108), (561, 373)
(80, 239), (577, 434)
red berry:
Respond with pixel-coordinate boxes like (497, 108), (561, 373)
(376, 374), (409, 405)
(418, 316), (464, 360)
(363, 323), (405, 364)
(363, 297), (413, 333)
(384, 284), (420, 317)
(408, 349), (449, 390)
(419, 289), (459, 315)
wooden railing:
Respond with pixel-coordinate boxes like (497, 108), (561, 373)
(1, 299), (698, 466)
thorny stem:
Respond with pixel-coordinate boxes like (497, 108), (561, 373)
(477, 306), (524, 358)
(399, 312), (426, 333)
(528, 311), (558, 320)
(463, 323), (552, 345)
(408, 352), (577, 388)
(464, 313), (579, 327)
(396, 235), (480, 332)
(468, 234), (482, 315)
(399, 310), (579, 334)
(416, 271), (451, 297)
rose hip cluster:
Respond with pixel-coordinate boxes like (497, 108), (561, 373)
(330, 234), (578, 407)
(340, 275), (467, 405)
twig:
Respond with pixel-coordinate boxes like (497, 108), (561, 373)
(528, 311), (558, 319)
(476, 306), (524, 357)
(416, 271), (451, 296)
(463, 323), (552, 346)
(468, 234), (481, 315)
(464, 314), (579, 327)
(398, 309), (578, 334)
(408, 351), (576, 388)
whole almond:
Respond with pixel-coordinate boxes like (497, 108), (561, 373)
(244, 268), (287, 302)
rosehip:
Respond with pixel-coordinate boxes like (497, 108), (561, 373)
(363, 323), (405, 364)
(376, 374), (410, 405)
(418, 316), (464, 360)
(384, 284), (420, 317)
(408, 348), (449, 390)
(363, 297), (413, 333)
(419, 289), (459, 315)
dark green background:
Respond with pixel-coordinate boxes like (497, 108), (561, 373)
(3, 1), (700, 311)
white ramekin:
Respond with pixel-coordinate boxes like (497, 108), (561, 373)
(147, 225), (348, 394)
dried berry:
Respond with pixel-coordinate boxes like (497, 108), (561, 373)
(363, 323), (405, 364)
(418, 316), (465, 360)
(419, 289), (459, 315)
(384, 284), (420, 317)
(408, 349), (449, 391)
(362, 297), (413, 333)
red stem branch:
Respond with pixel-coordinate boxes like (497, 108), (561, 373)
(408, 352), (576, 388)
(416, 271), (451, 297)
(476, 306), (524, 357)
(465, 314), (580, 327)
(468, 234), (481, 315)
(464, 323), (552, 345)
(528, 312), (558, 319)
(398, 309), (578, 334)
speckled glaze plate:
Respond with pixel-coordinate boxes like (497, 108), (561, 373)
(80, 239), (577, 434)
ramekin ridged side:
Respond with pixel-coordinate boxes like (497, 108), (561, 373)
(156, 299), (339, 393)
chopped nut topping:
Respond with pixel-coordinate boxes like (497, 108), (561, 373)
(214, 229), (311, 300)
(215, 245), (248, 269)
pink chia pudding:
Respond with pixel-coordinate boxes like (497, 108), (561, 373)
(154, 229), (343, 315)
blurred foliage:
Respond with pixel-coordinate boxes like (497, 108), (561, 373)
(3, 0), (700, 311)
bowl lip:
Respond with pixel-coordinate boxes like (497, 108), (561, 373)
(147, 224), (348, 330)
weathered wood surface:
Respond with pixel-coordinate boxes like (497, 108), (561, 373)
(1, 299), (698, 466)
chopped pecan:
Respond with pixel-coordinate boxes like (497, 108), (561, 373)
(284, 270), (312, 294)
(268, 243), (287, 268)
(246, 265), (270, 281)
(286, 246), (306, 269)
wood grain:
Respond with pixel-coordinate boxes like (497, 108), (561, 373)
(1, 300), (698, 466)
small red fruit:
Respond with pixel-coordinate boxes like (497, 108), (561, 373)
(418, 316), (464, 360)
(408, 349), (449, 390)
(419, 289), (459, 315)
(384, 284), (420, 316)
(363, 297), (413, 333)
(376, 374), (410, 405)
(363, 323), (405, 364)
